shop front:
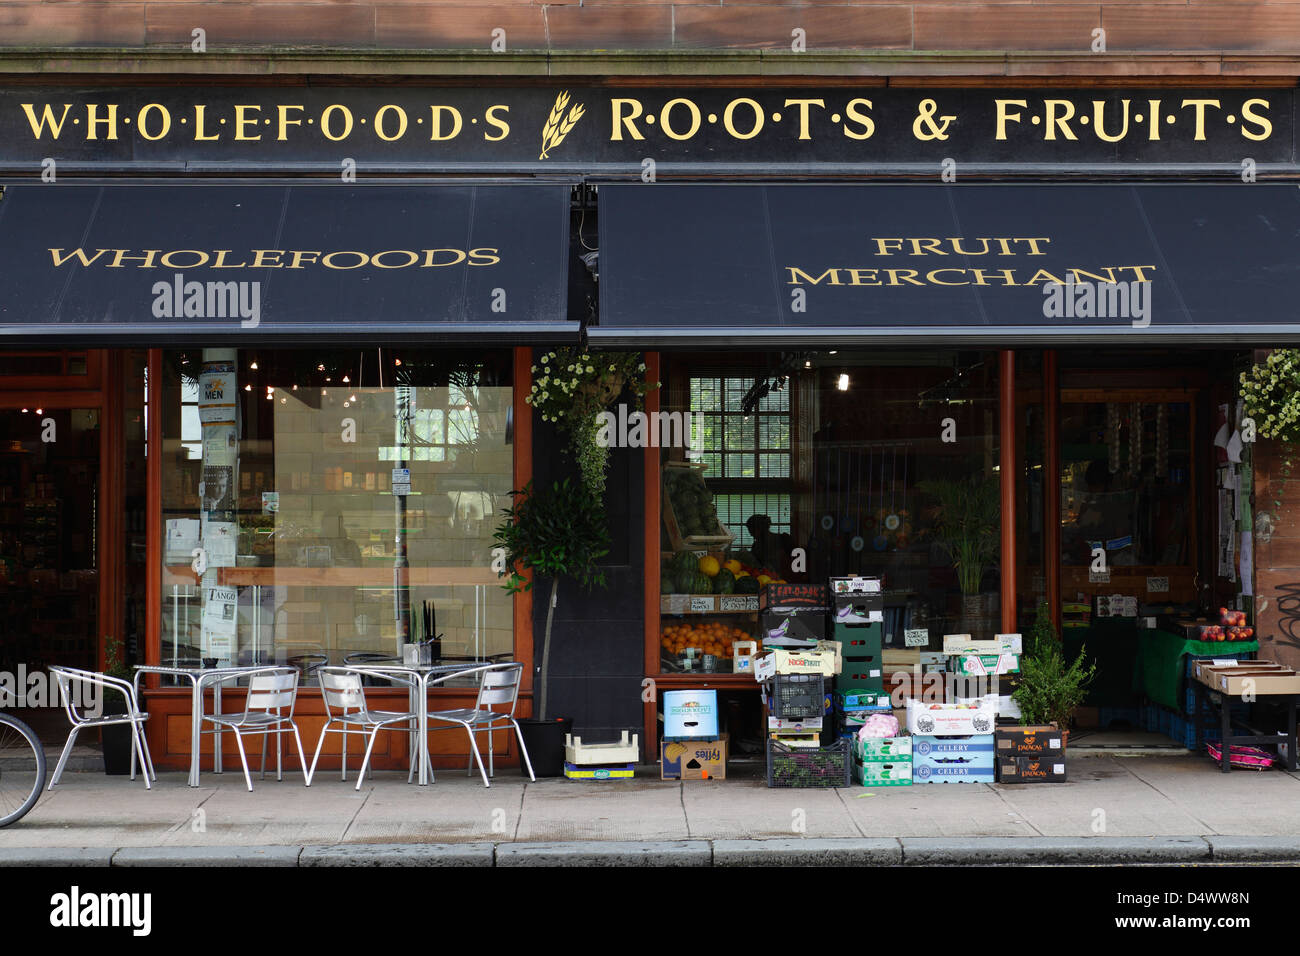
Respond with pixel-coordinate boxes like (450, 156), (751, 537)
(1, 81), (1296, 772)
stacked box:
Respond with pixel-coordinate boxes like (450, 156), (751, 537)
(912, 735), (995, 783)
(761, 607), (828, 645)
(662, 735), (728, 780)
(995, 725), (1066, 784)
(853, 736), (913, 785)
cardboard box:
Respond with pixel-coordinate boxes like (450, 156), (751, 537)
(761, 583), (828, 609)
(912, 734), (995, 783)
(754, 649), (837, 681)
(951, 653), (1019, 676)
(768, 715), (824, 732)
(855, 735), (913, 761)
(813, 639), (843, 674)
(767, 731), (822, 748)
(661, 736), (728, 780)
(733, 640), (758, 674)
(1202, 665), (1300, 696)
(839, 660), (884, 691)
(906, 697), (997, 737)
(853, 757), (913, 786)
(833, 600), (884, 625)
(662, 689), (720, 740)
(997, 755), (1067, 784)
(830, 575), (882, 596)
(833, 622), (883, 657)
(943, 634), (1022, 656)
(1191, 657), (1270, 682)
(761, 609), (828, 645)
(883, 648), (921, 670)
(995, 725), (1065, 759)
(837, 690), (892, 711)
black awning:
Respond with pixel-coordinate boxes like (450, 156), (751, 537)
(595, 183), (1300, 346)
(0, 183), (573, 343)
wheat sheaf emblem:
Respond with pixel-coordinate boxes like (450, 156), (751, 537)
(539, 91), (586, 160)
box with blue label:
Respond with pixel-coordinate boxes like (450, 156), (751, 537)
(912, 734), (995, 783)
(662, 689), (719, 740)
(837, 691), (892, 711)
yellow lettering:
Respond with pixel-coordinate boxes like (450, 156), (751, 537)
(137, 104), (171, 142)
(610, 98), (645, 142)
(926, 269), (970, 286)
(49, 248), (109, 268)
(842, 98), (875, 141)
(193, 105), (220, 142)
(995, 99), (1028, 141)
(484, 105), (510, 142)
(723, 99), (764, 140)
(85, 104), (118, 141)
(786, 267), (842, 285)
(276, 105), (304, 142)
(660, 98), (701, 141)
(1241, 98), (1273, 142)
(783, 98), (824, 141)
(1180, 98), (1220, 142)
(159, 250), (210, 269)
(233, 105), (262, 141)
(20, 103), (71, 140)
(251, 250), (286, 268)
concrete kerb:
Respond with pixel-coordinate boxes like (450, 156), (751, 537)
(901, 836), (1212, 865)
(111, 846), (303, 867)
(8, 836), (1300, 866)
(495, 840), (713, 867)
(713, 838), (902, 866)
(1205, 835), (1300, 862)
(300, 843), (495, 867)
(0, 847), (114, 867)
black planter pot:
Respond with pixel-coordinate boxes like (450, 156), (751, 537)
(517, 717), (574, 778)
(100, 697), (134, 776)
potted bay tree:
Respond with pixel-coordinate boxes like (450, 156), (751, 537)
(493, 478), (610, 776)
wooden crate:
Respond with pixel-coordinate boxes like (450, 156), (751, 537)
(662, 461), (734, 552)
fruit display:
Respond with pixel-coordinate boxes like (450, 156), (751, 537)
(1191, 611), (1255, 642)
(660, 622), (757, 660)
(661, 550), (787, 595)
(664, 465), (732, 543)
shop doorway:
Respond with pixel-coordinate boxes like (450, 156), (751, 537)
(0, 404), (101, 744)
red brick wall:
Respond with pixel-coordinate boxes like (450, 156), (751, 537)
(0, 2), (1298, 56)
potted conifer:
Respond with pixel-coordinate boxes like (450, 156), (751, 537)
(1012, 604), (1097, 740)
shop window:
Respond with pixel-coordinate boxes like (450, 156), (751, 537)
(657, 352), (1003, 677)
(158, 349), (515, 682)
(688, 373), (792, 548)
(1059, 401), (1192, 568)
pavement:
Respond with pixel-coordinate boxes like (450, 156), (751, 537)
(5, 751), (1300, 865)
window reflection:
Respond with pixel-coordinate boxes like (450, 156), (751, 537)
(160, 349), (514, 681)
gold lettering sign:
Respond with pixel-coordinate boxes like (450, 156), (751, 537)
(48, 247), (502, 270)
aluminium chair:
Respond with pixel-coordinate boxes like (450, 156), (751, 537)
(47, 666), (156, 791)
(201, 666), (308, 791)
(307, 667), (418, 789)
(425, 663), (535, 788)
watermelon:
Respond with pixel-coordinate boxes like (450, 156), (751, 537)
(671, 551), (698, 576)
(677, 570), (699, 594)
(692, 571), (713, 595)
(735, 576), (761, 595)
(714, 570), (736, 594)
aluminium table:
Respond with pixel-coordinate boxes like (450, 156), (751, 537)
(134, 664), (284, 788)
(346, 662), (494, 786)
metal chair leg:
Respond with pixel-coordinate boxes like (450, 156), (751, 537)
(307, 721), (330, 787)
(129, 721), (153, 791)
(232, 730), (254, 792)
(49, 727), (81, 789)
(275, 724), (284, 782)
(463, 722), (491, 788)
(357, 727), (383, 792)
(341, 726), (348, 781)
(291, 724), (308, 786)
(512, 719), (536, 782)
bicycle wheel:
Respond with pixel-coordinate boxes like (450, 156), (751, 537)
(0, 713), (46, 828)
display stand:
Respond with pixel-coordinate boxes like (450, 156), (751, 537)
(1191, 680), (1299, 774)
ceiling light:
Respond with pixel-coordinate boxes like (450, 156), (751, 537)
(837, 373), (850, 391)
(244, 384), (252, 391)
(250, 361), (258, 370)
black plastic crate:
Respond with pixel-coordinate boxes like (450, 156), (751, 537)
(768, 674), (826, 719)
(766, 738), (852, 788)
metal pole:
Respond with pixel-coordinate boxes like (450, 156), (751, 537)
(1000, 351), (1018, 634)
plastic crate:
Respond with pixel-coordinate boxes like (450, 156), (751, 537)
(766, 737), (852, 788)
(768, 674), (827, 720)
